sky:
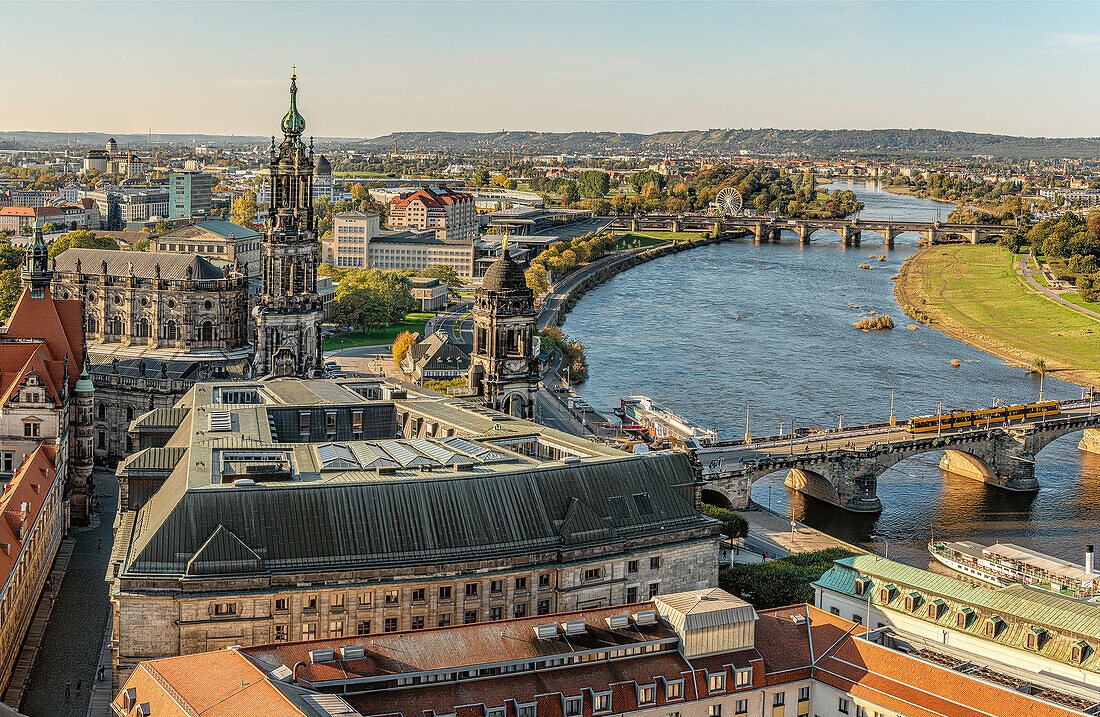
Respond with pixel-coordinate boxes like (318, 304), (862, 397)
(2, 1), (1100, 139)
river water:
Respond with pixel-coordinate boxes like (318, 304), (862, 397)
(566, 179), (1100, 568)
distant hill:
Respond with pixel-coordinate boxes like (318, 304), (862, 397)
(0, 131), (270, 149)
(363, 128), (1100, 160)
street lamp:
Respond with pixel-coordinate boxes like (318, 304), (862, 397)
(872, 534), (889, 560)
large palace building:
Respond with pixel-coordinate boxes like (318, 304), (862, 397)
(108, 378), (720, 690)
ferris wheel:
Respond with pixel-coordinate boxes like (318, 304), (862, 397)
(715, 187), (743, 215)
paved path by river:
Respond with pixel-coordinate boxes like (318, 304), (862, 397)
(1018, 249), (1100, 320)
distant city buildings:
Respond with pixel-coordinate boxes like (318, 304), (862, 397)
(325, 210), (380, 267)
(83, 187), (169, 230)
(324, 209), (476, 278)
(0, 205), (64, 231)
(387, 186), (477, 243)
(82, 137), (144, 176)
(169, 171), (214, 219)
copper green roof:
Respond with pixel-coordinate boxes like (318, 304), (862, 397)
(814, 555), (1100, 672)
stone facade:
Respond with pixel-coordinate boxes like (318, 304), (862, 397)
(253, 72), (323, 379)
(111, 536), (717, 689)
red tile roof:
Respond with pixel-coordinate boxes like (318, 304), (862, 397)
(0, 445), (58, 588)
(1, 288), (85, 397)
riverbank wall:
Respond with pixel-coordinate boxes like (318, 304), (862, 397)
(549, 231), (748, 328)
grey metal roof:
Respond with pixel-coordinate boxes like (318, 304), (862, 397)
(160, 220), (260, 241)
(123, 451), (713, 577)
(55, 248), (226, 280)
(654, 588), (757, 631)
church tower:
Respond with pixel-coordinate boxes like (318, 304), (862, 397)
(253, 70), (324, 378)
(21, 223), (51, 298)
(466, 238), (540, 419)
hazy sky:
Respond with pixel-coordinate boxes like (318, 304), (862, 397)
(3, 1), (1099, 138)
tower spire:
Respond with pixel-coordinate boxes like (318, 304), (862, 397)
(21, 221), (51, 298)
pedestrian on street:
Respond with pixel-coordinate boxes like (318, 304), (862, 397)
(65, 681), (71, 699)
(76, 678), (82, 692)
(97, 537), (102, 552)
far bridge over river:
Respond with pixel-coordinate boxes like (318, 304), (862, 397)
(605, 214), (1012, 246)
(692, 400), (1100, 513)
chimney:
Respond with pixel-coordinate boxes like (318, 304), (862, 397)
(1087, 545), (1095, 576)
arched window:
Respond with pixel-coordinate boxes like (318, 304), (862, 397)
(97, 404), (106, 420)
(110, 315), (124, 335)
(138, 318), (149, 338)
(87, 315), (98, 334)
(201, 321), (214, 343)
(126, 406), (134, 421)
(165, 320), (178, 341)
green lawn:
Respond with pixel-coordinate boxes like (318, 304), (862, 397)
(1061, 293), (1100, 313)
(322, 312), (435, 351)
(895, 245), (1100, 387)
(612, 232), (669, 250)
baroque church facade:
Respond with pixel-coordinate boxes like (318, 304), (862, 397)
(50, 73), (325, 463)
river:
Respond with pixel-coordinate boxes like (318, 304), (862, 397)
(565, 179), (1100, 569)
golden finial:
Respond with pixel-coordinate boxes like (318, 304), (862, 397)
(502, 232), (510, 255)
(291, 64), (296, 81)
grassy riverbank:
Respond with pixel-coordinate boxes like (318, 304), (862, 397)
(894, 245), (1100, 388)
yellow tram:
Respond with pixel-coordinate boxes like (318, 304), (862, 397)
(906, 400), (1060, 434)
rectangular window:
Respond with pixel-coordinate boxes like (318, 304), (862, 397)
(329, 620), (343, 637)
(384, 617), (398, 632)
(465, 583), (479, 597)
(359, 592), (373, 608)
(666, 680), (684, 700)
(773, 692), (784, 706)
(302, 623), (316, 640)
(650, 556), (661, 570)
(515, 576), (527, 591)
(489, 607), (503, 621)
(304, 595), (317, 611)
(439, 585), (452, 601)
(564, 696), (582, 717)
(332, 593), (345, 609)
(735, 700), (749, 716)
(855, 707), (867, 717)
(274, 598), (288, 612)
(298, 412), (311, 437)
(538, 573), (551, 589)
(626, 586), (638, 604)
(798, 686), (809, 701)
(838, 698), (849, 714)
(490, 580), (503, 594)
(274, 624), (288, 641)
(513, 603), (527, 618)
(593, 693), (611, 713)
(357, 620), (371, 635)
(735, 667), (752, 688)
(649, 582), (660, 598)
(385, 590), (400, 605)
(709, 672), (725, 693)
(411, 588), (425, 603)
(537, 599), (551, 616)
(464, 610), (478, 624)
(411, 616), (425, 630)
(438, 613), (451, 628)
(584, 568), (601, 581)
(517, 706), (536, 717)
(638, 686), (655, 705)
(708, 706), (721, 717)
(628, 559), (639, 573)
(352, 410), (363, 439)
(213, 602), (235, 616)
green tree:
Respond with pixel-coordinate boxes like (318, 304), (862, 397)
(154, 220), (172, 234)
(701, 504), (749, 538)
(132, 237), (151, 252)
(230, 191), (258, 226)
(331, 288), (389, 334)
(48, 229), (118, 259)
(557, 180), (579, 204)
(472, 168), (491, 187)
(0, 269), (21, 322)
(525, 264), (549, 294)
(578, 170), (610, 199)
(337, 268), (416, 324)
(0, 241), (22, 272)
(418, 264), (464, 295)
(629, 170), (665, 194)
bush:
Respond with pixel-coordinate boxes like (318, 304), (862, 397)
(702, 504), (748, 538)
(854, 315), (894, 330)
(719, 548), (856, 608)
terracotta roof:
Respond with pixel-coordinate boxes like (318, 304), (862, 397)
(0, 445), (58, 591)
(2, 288), (85, 395)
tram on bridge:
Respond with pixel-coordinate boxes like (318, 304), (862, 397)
(906, 400), (1060, 433)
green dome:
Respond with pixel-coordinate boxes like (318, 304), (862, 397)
(280, 73), (306, 137)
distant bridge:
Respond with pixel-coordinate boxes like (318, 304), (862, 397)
(692, 400), (1100, 513)
(603, 214), (1013, 246)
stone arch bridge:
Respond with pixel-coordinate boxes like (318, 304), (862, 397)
(691, 401), (1100, 513)
(606, 214), (1013, 247)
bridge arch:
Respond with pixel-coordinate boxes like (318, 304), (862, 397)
(701, 487), (735, 511)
